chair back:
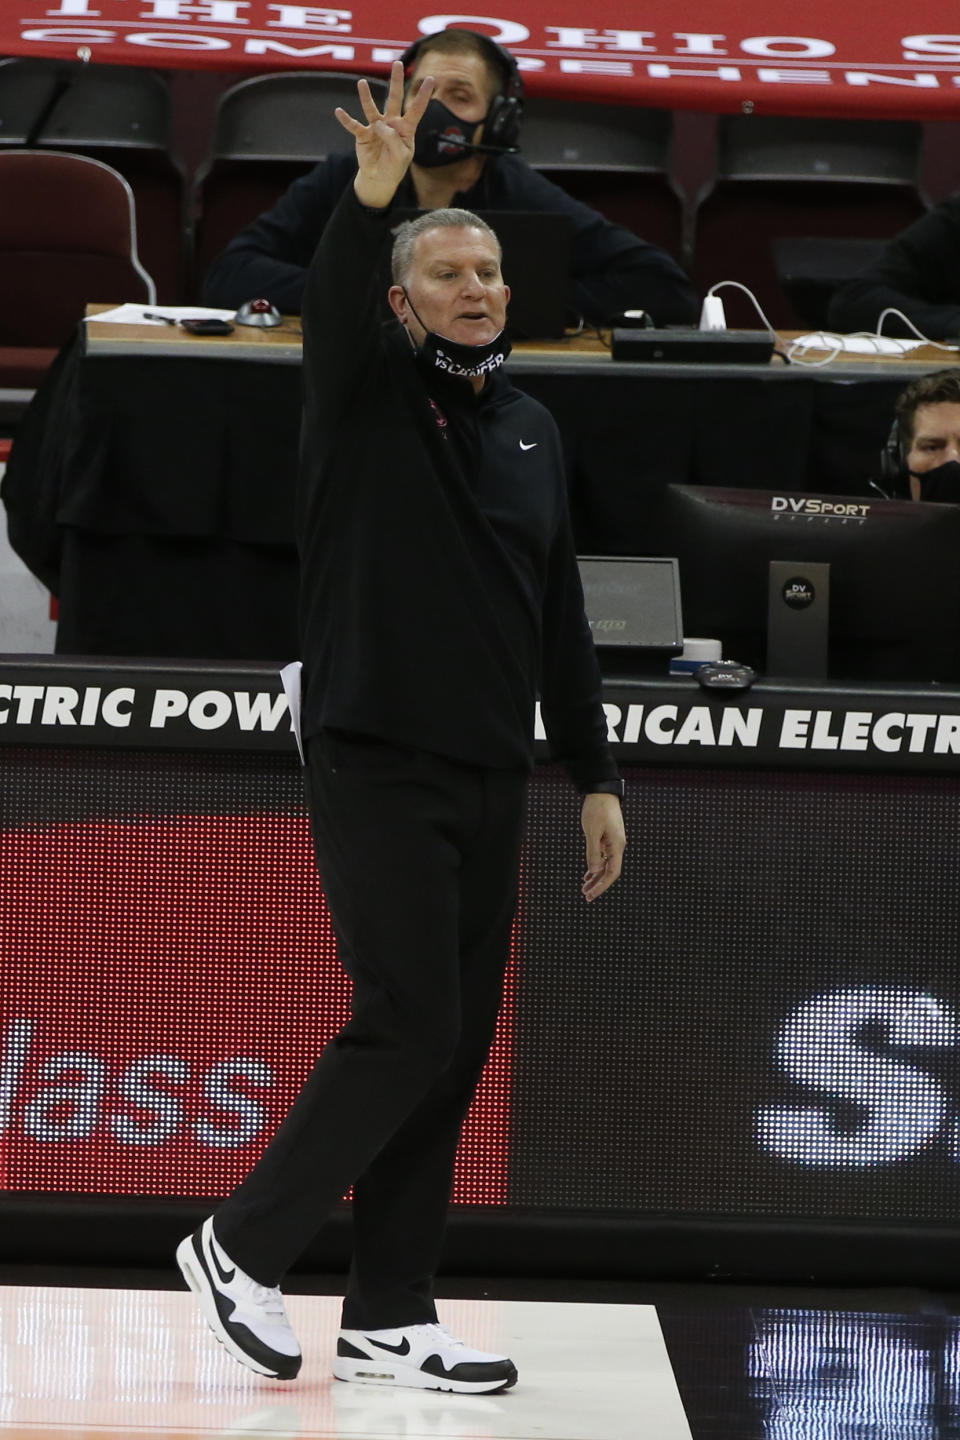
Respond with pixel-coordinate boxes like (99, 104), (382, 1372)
(0, 60), (183, 301)
(717, 115), (923, 186)
(212, 71), (388, 163)
(0, 58), (170, 150)
(193, 71), (387, 288)
(0, 150), (155, 346)
(521, 99), (672, 174)
(519, 99), (683, 260)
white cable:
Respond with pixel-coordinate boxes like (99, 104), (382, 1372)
(706, 279), (778, 338)
(875, 307), (958, 353)
(785, 332), (847, 368)
(784, 328), (895, 367)
(786, 313), (960, 368)
(703, 277), (861, 366)
(702, 285), (960, 368)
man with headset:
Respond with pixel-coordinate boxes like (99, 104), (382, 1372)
(178, 60), (626, 1393)
(202, 27), (697, 328)
(880, 369), (960, 502)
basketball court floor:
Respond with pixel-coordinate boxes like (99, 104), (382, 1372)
(0, 1286), (689, 1440)
(2, 1270), (960, 1439)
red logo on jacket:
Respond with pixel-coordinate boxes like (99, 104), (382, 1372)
(428, 398), (449, 438)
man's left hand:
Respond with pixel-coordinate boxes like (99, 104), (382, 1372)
(581, 793), (626, 902)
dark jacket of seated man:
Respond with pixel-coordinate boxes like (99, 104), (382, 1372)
(827, 194), (960, 341)
(202, 148), (699, 329)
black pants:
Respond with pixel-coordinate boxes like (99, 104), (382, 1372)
(214, 730), (528, 1330)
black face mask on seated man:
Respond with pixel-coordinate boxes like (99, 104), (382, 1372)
(412, 98), (485, 167)
(403, 293), (512, 380)
(916, 460), (960, 503)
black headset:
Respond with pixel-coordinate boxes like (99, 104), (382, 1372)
(880, 417), (910, 497)
(400, 30), (525, 153)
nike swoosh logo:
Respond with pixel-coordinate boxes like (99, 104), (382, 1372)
(207, 1237), (236, 1286)
(519, 440), (538, 451)
(370, 1336), (411, 1356)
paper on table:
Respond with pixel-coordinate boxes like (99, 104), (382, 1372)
(791, 332), (956, 356)
(85, 303), (237, 324)
(280, 660), (305, 766)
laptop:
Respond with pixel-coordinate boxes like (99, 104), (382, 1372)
(388, 209), (572, 340)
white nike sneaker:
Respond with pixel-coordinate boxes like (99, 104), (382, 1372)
(176, 1217), (302, 1380)
(333, 1321), (517, 1393)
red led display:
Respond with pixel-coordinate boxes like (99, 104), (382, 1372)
(0, 814), (513, 1203)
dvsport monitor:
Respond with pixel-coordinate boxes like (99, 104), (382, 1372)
(640, 485), (960, 684)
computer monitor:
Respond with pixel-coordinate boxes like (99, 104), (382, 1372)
(641, 485), (960, 683)
(577, 555), (683, 654)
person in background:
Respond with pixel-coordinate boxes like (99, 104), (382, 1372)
(881, 369), (960, 501)
(203, 28), (698, 329)
(828, 196), (960, 341)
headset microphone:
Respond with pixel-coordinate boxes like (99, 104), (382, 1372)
(440, 133), (519, 156)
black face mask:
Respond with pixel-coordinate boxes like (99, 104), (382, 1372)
(915, 460), (960, 503)
(413, 97), (482, 168)
(416, 327), (511, 380)
(403, 292), (511, 380)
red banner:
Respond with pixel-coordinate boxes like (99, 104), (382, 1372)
(3, 3), (960, 117)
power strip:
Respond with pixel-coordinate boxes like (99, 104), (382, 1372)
(611, 329), (775, 364)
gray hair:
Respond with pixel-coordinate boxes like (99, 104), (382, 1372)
(391, 208), (502, 287)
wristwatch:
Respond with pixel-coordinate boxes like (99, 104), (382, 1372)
(582, 779), (626, 798)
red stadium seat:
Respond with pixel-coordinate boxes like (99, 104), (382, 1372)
(0, 150), (155, 392)
(0, 58), (186, 303)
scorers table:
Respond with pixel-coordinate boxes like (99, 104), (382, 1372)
(3, 308), (956, 660)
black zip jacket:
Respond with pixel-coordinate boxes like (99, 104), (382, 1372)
(297, 184), (620, 791)
(827, 195), (960, 340)
(205, 150), (697, 328)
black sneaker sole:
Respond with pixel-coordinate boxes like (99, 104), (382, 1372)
(332, 1352), (517, 1393)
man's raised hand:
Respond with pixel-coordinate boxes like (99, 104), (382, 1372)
(335, 60), (435, 209)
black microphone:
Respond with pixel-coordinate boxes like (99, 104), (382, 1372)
(440, 133), (519, 156)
